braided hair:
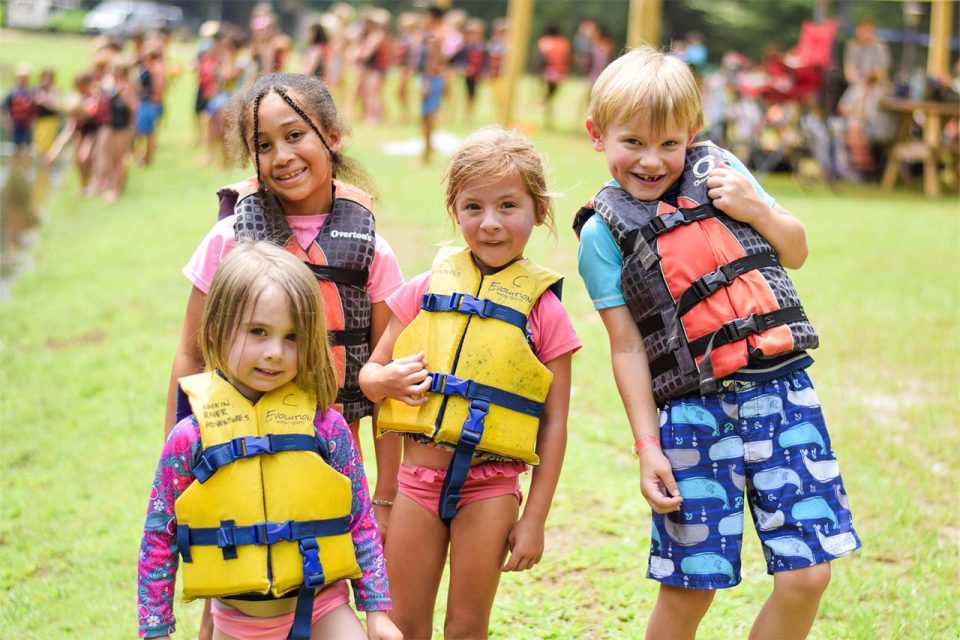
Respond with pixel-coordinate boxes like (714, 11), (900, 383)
(226, 73), (374, 241)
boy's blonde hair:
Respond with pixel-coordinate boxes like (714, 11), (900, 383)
(200, 241), (338, 408)
(443, 125), (555, 235)
(588, 45), (704, 135)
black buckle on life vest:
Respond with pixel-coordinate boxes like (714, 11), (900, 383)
(720, 315), (760, 344)
(691, 264), (736, 299)
(643, 210), (686, 241)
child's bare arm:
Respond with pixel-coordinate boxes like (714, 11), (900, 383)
(706, 165), (809, 269)
(502, 352), (571, 572)
(359, 315), (431, 405)
(164, 286), (206, 435)
(599, 305), (682, 513)
(368, 301), (402, 540)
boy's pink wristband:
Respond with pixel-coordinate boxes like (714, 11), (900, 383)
(632, 434), (660, 455)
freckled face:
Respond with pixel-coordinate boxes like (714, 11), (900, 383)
(248, 92), (341, 216)
(454, 173), (541, 275)
(588, 114), (693, 202)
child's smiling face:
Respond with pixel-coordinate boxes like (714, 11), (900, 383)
(248, 91), (341, 216)
(587, 114), (694, 202)
(454, 172), (541, 275)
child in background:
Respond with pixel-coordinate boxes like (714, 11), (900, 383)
(460, 19), (486, 125)
(535, 24), (571, 130)
(2, 65), (37, 167)
(100, 57), (138, 202)
(574, 46), (860, 639)
(418, 4), (446, 165)
(166, 72), (404, 639)
(137, 241), (401, 640)
(360, 126), (580, 639)
(33, 66), (61, 157)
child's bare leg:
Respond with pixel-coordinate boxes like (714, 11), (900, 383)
(199, 598), (214, 640)
(421, 115), (434, 165)
(445, 495), (519, 640)
(749, 563), (831, 640)
(385, 493), (449, 639)
(310, 603), (367, 639)
(645, 583), (715, 640)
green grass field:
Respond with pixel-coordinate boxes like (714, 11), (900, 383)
(1, 31), (958, 639)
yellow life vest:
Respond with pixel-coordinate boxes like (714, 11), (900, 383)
(174, 372), (361, 601)
(378, 247), (562, 465)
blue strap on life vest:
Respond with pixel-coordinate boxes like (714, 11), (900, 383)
(287, 538), (326, 639)
(193, 434), (321, 483)
(428, 372), (543, 417)
(174, 386), (192, 425)
(438, 399), (490, 524)
(427, 372), (544, 524)
(176, 516), (351, 562)
(421, 292), (529, 333)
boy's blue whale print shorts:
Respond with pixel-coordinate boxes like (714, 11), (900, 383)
(648, 369), (861, 589)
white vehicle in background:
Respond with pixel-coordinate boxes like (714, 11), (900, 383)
(82, 0), (183, 37)
(5, 0), (79, 30)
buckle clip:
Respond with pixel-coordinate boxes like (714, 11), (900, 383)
(461, 399), (490, 446)
(259, 520), (293, 544)
(458, 295), (485, 317)
(722, 315), (758, 343)
(431, 373), (469, 397)
(231, 435), (272, 458)
(298, 539), (325, 588)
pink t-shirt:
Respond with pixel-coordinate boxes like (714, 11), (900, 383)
(183, 214), (404, 302)
(387, 271), (581, 364)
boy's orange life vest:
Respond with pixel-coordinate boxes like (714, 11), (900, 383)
(217, 178), (376, 423)
(573, 144), (818, 405)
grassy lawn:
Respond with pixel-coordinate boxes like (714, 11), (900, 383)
(2, 31), (958, 639)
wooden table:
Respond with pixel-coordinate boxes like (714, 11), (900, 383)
(880, 97), (959, 197)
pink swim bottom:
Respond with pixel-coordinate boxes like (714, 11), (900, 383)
(211, 580), (349, 640)
(397, 460), (526, 518)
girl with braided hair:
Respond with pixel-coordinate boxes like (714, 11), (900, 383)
(163, 72), (404, 640)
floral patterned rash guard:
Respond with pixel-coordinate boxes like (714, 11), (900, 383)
(137, 407), (390, 638)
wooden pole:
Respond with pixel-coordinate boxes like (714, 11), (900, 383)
(926, 0), (953, 78)
(627, 0), (662, 48)
(498, 0), (535, 126)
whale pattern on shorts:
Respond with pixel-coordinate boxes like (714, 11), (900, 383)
(648, 369), (860, 589)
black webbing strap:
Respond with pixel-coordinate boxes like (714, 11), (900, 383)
(649, 307), (807, 379)
(675, 253), (781, 317)
(305, 263), (368, 287)
(328, 328), (369, 347)
(622, 204), (719, 257)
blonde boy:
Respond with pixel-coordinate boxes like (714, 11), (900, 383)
(574, 47), (860, 640)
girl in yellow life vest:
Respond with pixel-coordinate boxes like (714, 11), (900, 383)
(137, 242), (401, 640)
(359, 127), (581, 639)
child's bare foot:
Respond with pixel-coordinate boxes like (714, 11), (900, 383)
(103, 189), (119, 203)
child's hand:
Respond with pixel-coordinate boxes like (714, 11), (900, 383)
(501, 516), (544, 572)
(638, 448), (683, 514)
(373, 353), (431, 406)
(706, 165), (769, 225)
(366, 611), (403, 640)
